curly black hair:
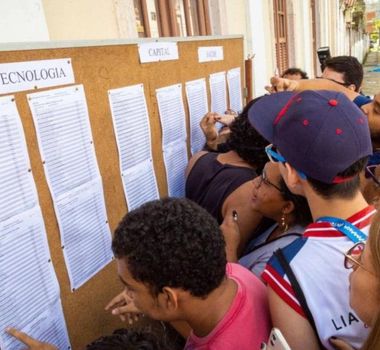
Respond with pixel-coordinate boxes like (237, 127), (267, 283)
(226, 97), (269, 173)
(112, 198), (226, 297)
(281, 67), (309, 79)
(86, 328), (171, 350)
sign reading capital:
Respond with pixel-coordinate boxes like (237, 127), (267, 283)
(138, 42), (179, 63)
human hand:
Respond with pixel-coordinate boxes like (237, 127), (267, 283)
(216, 114), (236, 126)
(105, 289), (143, 324)
(329, 336), (356, 350)
(6, 328), (57, 350)
(265, 76), (299, 93)
(220, 210), (240, 262)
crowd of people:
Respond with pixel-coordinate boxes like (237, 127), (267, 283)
(7, 55), (380, 350)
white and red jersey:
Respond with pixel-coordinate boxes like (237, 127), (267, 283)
(262, 206), (376, 350)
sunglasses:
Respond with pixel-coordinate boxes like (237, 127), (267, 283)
(265, 144), (307, 180)
(344, 242), (374, 276)
(365, 165), (380, 187)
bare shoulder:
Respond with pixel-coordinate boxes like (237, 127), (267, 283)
(268, 287), (321, 350)
(185, 151), (209, 178)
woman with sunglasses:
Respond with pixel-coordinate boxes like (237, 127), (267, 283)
(329, 212), (380, 350)
(222, 161), (312, 279)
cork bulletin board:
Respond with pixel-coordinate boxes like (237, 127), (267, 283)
(0, 35), (244, 349)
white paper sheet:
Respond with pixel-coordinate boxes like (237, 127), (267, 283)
(198, 46), (224, 62)
(209, 72), (227, 115)
(163, 142), (188, 197)
(56, 178), (113, 290)
(0, 95), (70, 349)
(138, 42), (179, 63)
(185, 79), (208, 154)
(227, 67), (243, 113)
(108, 84), (159, 210)
(11, 302), (71, 350)
(0, 209), (70, 350)
(156, 84), (187, 146)
(156, 84), (188, 197)
(122, 160), (159, 210)
(0, 96), (38, 221)
(28, 85), (113, 290)
(0, 58), (75, 95)
(28, 85), (100, 198)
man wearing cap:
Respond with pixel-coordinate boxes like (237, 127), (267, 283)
(248, 90), (376, 350)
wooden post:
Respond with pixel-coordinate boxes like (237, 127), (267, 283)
(245, 55), (254, 102)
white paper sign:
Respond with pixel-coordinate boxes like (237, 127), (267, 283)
(0, 58), (74, 95)
(138, 42), (179, 63)
(198, 46), (224, 62)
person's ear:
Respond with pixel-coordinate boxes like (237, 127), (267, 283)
(282, 201), (295, 215)
(159, 287), (179, 311)
(347, 84), (356, 91)
(283, 163), (306, 195)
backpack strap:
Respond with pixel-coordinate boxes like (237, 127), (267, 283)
(274, 248), (326, 350)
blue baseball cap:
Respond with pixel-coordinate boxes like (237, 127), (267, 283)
(248, 90), (372, 184)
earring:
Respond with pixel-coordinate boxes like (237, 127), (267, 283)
(280, 212), (289, 232)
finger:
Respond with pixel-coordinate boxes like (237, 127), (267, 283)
(264, 85), (274, 94)
(105, 292), (125, 310)
(329, 337), (355, 350)
(6, 328), (40, 347)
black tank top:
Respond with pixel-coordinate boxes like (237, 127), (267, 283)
(185, 153), (257, 223)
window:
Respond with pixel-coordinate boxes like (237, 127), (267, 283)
(133, 0), (211, 38)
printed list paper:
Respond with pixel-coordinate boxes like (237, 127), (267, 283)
(209, 72), (227, 115)
(156, 84), (188, 197)
(108, 84), (159, 210)
(0, 96), (70, 350)
(28, 85), (113, 290)
(227, 67), (243, 113)
(185, 79), (208, 154)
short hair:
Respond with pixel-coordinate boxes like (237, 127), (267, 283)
(86, 329), (170, 350)
(306, 156), (368, 199)
(325, 56), (363, 92)
(226, 97), (269, 173)
(279, 178), (312, 226)
(281, 68), (309, 79)
(112, 198), (226, 297)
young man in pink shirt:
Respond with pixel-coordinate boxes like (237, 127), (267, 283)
(107, 197), (271, 350)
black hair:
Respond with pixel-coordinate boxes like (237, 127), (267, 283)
(226, 97), (269, 173)
(282, 68), (309, 79)
(86, 329), (170, 350)
(112, 198), (226, 297)
(279, 178), (312, 226)
(307, 156), (368, 199)
(325, 56), (363, 92)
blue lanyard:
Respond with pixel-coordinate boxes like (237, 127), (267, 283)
(317, 216), (366, 243)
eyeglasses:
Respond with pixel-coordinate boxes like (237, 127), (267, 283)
(365, 165), (380, 187)
(318, 76), (351, 88)
(344, 242), (374, 276)
(256, 169), (283, 193)
(265, 144), (307, 180)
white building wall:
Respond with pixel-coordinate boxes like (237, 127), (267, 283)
(248, 0), (276, 97)
(42, 0), (126, 40)
(0, 0), (49, 42)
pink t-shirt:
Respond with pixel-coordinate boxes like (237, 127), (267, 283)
(185, 263), (271, 350)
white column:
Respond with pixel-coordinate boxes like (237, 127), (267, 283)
(247, 0), (276, 97)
